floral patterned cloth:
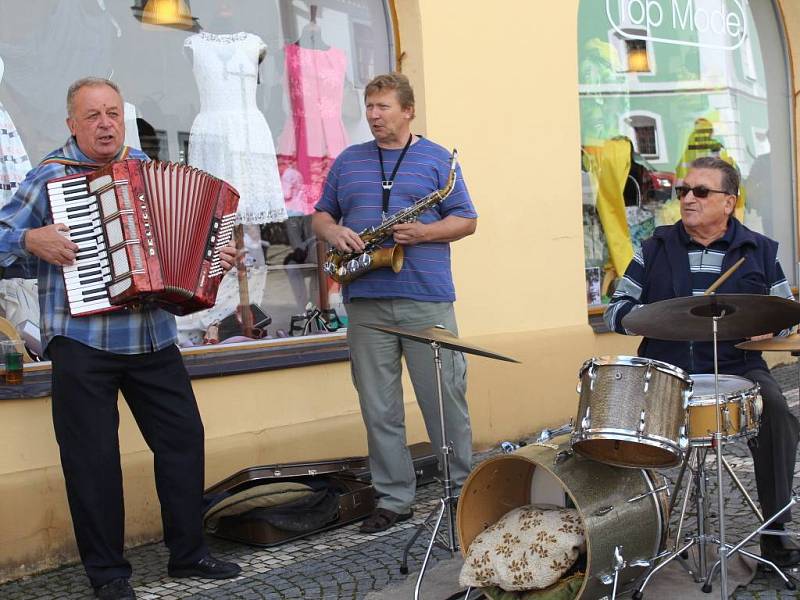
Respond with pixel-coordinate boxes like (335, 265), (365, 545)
(459, 505), (585, 592)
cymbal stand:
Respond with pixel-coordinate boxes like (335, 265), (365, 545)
(710, 312), (729, 597)
(399, 340), (459, 600)
(636, 307), (778, 599)
(701, 495), (797, 592)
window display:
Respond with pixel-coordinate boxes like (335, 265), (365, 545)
(0, 55), (31, 207)
(578, 0), (795, 308)
(0, 0), (394, 359)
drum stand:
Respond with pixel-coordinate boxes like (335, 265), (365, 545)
(398, 340), (459, 600)
(632, 443), (795, 597)
(634, 311), (794, 598)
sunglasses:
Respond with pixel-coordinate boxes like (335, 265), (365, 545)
(675, 185), (732, 199)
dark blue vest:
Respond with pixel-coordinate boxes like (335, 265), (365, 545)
(637, 218), (776, 375)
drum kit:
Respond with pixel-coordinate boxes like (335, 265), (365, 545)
(365, 291), (800, 600)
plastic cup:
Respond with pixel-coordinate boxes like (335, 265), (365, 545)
(1, 340), (23, 385)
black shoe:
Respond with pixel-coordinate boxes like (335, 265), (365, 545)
(760, 532), (800, 567)
(168, 555), (242, 579)
(94, 578), (136, 600)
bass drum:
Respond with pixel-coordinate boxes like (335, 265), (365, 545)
(457, 443), (668, 599)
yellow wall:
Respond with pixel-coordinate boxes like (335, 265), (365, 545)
(0, 0), (798, 582)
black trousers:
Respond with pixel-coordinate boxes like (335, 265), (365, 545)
(745, 368), (800, 525)
(49, 337), (208, 588)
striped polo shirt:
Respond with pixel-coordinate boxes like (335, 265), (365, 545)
(316, 137), (477, 303)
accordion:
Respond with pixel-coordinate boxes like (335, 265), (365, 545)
(46, 159), (239, 317)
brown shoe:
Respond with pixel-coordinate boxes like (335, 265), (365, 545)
(359, 507), (413, 533)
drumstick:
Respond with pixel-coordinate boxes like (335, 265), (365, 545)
(704, 257), (746, 296)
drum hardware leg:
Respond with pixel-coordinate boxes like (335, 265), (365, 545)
(398, 342), (460, 600)
(535, 419), (573, 444)
(702, 495), (798, 592)
(668, 446), (694, 520)
(461, 586), (486, 600)
(627, 484), (670, 504)
(696, 446), (710, 581)
(721, 454), (763, 522)
(633, 538), (697, 598)
(599, 546), (626, 599)
(671, 448), (696, 555)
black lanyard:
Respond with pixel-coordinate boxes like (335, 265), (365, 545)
(377, 134), (413, 218)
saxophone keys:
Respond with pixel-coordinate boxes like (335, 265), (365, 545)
(346, 258), (360, 273)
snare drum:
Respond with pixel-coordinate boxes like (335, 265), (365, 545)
(572, 356), (691, 468)
(687, 374), (762, 444)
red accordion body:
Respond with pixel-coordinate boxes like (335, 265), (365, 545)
(47, 159), (239, 317)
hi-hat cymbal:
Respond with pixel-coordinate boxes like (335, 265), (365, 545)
(361, 324), (520, 363)
(736, 333), (800, 352)
(621, 294), (800, 342)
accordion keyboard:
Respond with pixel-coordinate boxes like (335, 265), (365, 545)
(47, 176), (113, 315)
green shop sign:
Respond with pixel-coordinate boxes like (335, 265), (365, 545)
(606, 0), (748, 50)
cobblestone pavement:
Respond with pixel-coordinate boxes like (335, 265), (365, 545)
(4, 364), (800, 599)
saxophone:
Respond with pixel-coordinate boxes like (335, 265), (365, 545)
(323, 149), (459, 284)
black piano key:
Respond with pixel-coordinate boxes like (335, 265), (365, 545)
(68, 222), (95, 232)
(64, 194), (92, 203)
(79, 293), (108, 303)
(80, 277), (104, 285)
(66, 204), (95, 213)
(81, 286), (107, 297)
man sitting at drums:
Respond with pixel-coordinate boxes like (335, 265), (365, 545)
(604, 156), (800, 567)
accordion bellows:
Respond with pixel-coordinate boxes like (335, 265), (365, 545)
(47, 159), (239, 317)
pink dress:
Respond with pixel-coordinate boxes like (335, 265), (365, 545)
(277, 43), (349, 213)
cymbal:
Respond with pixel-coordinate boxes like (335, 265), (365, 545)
(736, 333), (800, 352)
(621, 294), (800, 342)
(360, 324), (520, 363)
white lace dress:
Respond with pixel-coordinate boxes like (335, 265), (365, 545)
(185, 31), (286, 224)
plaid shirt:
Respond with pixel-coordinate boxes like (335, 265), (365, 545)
(0, 137), (177, 355)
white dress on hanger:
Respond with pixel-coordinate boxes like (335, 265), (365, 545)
(185, 31), (286, 224)
(0, 56), (32, 207)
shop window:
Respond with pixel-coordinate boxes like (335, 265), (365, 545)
(0, 0), (394, 370)
(580, 0), (795, 314)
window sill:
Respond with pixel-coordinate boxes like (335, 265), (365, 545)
(0, 332), (350, 400)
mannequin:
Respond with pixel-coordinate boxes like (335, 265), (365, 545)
(0, 55), (32, 207)
(183, 31), (286, 338)
(0, 54), (38, 347)
(296, 5), (330, 51)
(276, 5), (349, 213)
(183, 31), (286, 232)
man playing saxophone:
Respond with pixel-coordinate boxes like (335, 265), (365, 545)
(313, 72), (478, 533)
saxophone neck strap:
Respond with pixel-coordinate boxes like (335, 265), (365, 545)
(377, 134), (413, 218)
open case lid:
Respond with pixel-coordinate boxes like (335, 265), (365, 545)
(204, 456), (369, 497)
